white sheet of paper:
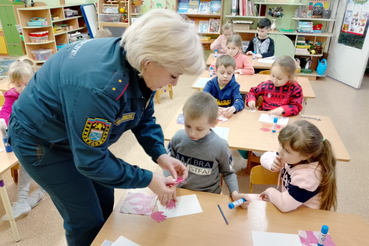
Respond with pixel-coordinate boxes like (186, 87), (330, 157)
(194, 78), (209, 88)
(100, 240), (113, 246)
(0, 148), (3, 152)
(258, 113), (289, 125)
(258, 59), (275, 64)
(111, 236), (140, 246)
(157, 194), (202, 218)
(212, 127), (229, 141)
(252, 231), (301, 246)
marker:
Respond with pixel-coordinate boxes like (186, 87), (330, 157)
(272, 117), (278, 133)
(217, 204), (228, 225)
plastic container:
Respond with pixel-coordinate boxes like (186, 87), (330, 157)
(31, 49), (53, 61)
(98, 14), (122, 22)
(317, 225), (329, 246)
(29, 31), (49, 43)
(27, 17), (48, 26)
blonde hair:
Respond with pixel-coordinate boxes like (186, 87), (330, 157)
(183, 92), (218, 124)
(223, 22), (233, 32)
(121, 9), (205, 76)
(95, 29), (113, 38)
(272, 56), (297, 80)
(216, 55), (236, 70)
(278, 120), (337, 211)
(226, 34), (243, 49)
(8, 58), (34, 85)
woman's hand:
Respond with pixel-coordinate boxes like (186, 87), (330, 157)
(148, 173), (177, 196)
(231, 191), (251, 209)
(157, 154), (188, 180)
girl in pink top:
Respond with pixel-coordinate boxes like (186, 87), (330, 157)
(211, 35), (254, 75)
(210, 22), (233, 55)
(1, 59), (47, 221)
(259, 120), (337, 212)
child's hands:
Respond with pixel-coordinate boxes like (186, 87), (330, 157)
(246, 51), (253, 55)
(248, 101), (256, 110)
(271, 155), (283, 172)
(260, 191), (270, 202)
(223, 106), (236, 118)
(255, 54), (263, 58)
(231, 191), (251, 209)
(159, 188), (177, 206)
(267, 107), (284, 116)
(148, 173), (177, 197)
(218, 107), (225, 116)
(234, 69), (241, 74)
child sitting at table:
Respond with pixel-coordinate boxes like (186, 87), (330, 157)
(246, 55), (303, 116)
(246, 18), (275, 58)
(259, 120), (337, 212)
(204, 55), (244, 118)
(210, 22), (234, 55)
(159, 92), (250, 209)
(1, 59), (47, 221)
(210, 35), (255, 75)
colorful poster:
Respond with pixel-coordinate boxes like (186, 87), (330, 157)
(309, 0), (330, 10)
(341, 0), (369, 36)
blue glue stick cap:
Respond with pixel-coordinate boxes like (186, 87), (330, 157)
(321, 225), (329, 234)
(228, 203), (235, 209)
(273, 118), (278, 123)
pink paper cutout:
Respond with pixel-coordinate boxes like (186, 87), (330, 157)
(166, 199), (176, 210)
(167, 177), (186, 186)
(151, 211), (167, 223)
(120, 192), (157, 215)
(260, 127), (271, 132)
(298, 230), (336, 246)
(276, 125), (281, 129)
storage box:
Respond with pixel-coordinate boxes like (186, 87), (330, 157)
(29, 31), (49, 43)
(98, 14), (122, 22)
(233, 23), (250, 31)
(297, 21), (313, 33)
(31, 49), (53, 61)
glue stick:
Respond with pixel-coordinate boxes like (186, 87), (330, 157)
(317, 225), (329, 246)
(272, 118), (278, 133)
(215, 49), (218, 58)
(228, 198), (246, 209)
(253, 51), (256, 59)
(210, 67), (214, 77)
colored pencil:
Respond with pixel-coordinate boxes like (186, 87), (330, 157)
(217, 204), (228, 225)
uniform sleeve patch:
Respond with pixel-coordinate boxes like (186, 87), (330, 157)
(115, 112), (136, 125)
(82, 118), (112, 147)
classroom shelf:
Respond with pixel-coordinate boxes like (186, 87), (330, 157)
(52, 16), (83, 23)
(297, 71), (326, 77)
(130, 13), (141, 16)
(25, 41), (55, 45)
(54, 27), (87, 36)
(22, 25), (53, 29)
(295, 54), (323, 57)
(292, 18), (336, 22)
(254, 2), (305, 5)
(185, 14), (222, 18)
(236, 29), (334, 37)
(225, 15), (265, 19)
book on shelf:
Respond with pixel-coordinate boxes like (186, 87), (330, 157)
(198, 1), (211, 14)
(178, 0), (190, 13)
(210, 0), (221, 14)
(188, 0), (200, 14)
(198, 20), (209, 33)
(208, 18), (220, 33)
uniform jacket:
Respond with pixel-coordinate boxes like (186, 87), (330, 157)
(10, 38), (167, 189)
(203, 75), (244, 112)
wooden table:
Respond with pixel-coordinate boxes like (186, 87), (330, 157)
(164, 110), (350, 162)
(0, 150), (20, 242)
(91, 188), (368, 246)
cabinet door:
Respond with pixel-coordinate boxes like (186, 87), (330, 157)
(7, 44), (23, 56)
(0, 6), (20, 44)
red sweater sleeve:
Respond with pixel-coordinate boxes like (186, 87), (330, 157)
(246, 82), (263, 107)
(280, 82), (303, 116)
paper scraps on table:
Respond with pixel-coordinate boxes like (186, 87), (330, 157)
(298, 230), (336, 246)
(111, 236), (140, 246)
(151, 211), (167, 223)
(260, 123), (282, 132)
(218, 115), (228, 122)
(212, 127), (230, 141)
(258, 113), (289, 125)
(252, 231), (302, 246)
(157, 194), (203, 219)
(177, 113), (184, 124)
(167, 176), (185, 187)
(166, 199), (176, 210)
(194, 78), (209, 88)
(120, 191), (157, 216)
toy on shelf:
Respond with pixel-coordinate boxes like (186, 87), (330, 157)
(120, 7), (129, 23)
(132, 0), (143, 13)
(313, 23), (323, 33)
(27, 17), (47, 26)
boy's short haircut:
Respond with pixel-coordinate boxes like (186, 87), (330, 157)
(215, 55), (236, 70)
(183, 92), (218, 124)
(95, 29), (113, 38)
(258, 18), (271, 29)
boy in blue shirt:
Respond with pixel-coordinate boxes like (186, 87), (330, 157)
(203, 55), (244, 118)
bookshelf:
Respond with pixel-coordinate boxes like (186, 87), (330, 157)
(225, 0), (337, 78)
(177, 0), (224, 45)
(97, 0), (133, 37)
(17, 4), (89, 64)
